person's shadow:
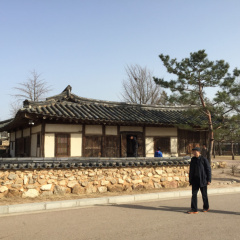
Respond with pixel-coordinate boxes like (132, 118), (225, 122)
(108, 203), (239, 215)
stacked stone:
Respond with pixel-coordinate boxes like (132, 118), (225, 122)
(211, 161), (227, 169)
(0, 166), (189, 198)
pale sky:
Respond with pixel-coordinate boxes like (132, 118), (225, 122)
(1, 0), (240, 120)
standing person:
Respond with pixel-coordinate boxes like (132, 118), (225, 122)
(130, 136), (138, 157)
(154, 147), (163, 157)
(201, 144), (208, 159)
(187, 147), (211, 214)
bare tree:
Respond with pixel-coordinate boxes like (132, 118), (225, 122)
(13, 70), (51, 102)
(9, 101), (22, 118)
(121, 64), (167, 105)
(10, 70), (52, 116)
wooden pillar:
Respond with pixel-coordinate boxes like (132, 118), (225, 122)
(117, 125), (121, 157)
(82, 124), (85, 157)
(41, 122), (45, 157)
(143, 126), (146, 157)
(102, 125), (106, 157)
(30, 126), (32, 157)
(14, 131), (16, 157)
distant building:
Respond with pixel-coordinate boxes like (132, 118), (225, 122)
(0, 85), (207, 158)
(0, 130), (10, 156)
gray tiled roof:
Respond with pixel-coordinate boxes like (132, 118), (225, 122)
(22, 101), (193, 125)
(0, 85), (204, 130)
(0, 119), (13, 129)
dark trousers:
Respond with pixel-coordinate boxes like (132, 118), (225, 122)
(133, 149), (138, 157)
(191, 181), (209, 212)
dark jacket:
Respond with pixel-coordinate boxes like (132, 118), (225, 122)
(189, 155), (211, 187)
(154, 150), (163, 157)
(132, 137), (138, 157)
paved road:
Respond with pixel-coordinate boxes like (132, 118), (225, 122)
(0, 193), (240, 240)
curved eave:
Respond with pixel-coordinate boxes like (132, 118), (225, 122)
(0, 113), (36, 132)
(0, 118), (15, 132)
(20, 111), (191, 127)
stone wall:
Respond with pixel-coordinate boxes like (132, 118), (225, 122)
(0, 165), (189, 198)
(211, 161), (227, 169)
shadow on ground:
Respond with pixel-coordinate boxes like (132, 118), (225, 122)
(108, 204), (239, 215)
(212, 177), (240, 183)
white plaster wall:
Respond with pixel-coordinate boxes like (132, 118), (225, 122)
(32, 125), (41, 134)
(106, 126), (117, 135)
(146, 127), (177, 137)
(163, 153), (171, 157)
(85, 125), (102, 135)
(31, 134), (37, 157)
(44, 133), (55, 157)
(145, 137), (154, 157)
(37, 147), (41, 157)
(71, 133), (82, 157)
(10, 132), (15, 141)
(45, 124), (82, 133)
(171, 137), (178, 156)
(120, 126), (143, 132)
(16, 130), (22, 139)
(23, 128), (30, 137)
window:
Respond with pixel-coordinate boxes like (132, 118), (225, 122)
(16, 138), (24, 157)
(85, 136), (102, 157)
(178, 129), (203, 155)
(23, 137), (30, 157)
(105, 136), (119, 157)
(154, 137), (170, 154)
(55, 134), (70, 157)
(37, 133), (40, 148)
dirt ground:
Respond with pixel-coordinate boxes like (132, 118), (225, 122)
(1, 156), (240, 206)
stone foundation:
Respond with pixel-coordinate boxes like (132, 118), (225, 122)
(0, 166), (190, 198)
(211, 161), (227, 169)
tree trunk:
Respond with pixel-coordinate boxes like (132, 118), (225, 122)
(207, 132), (213, 164)
(213, 141), (216, 159)
(231, 142), (235, 160)
(207, 118), (214, 165)
(199, 89), (213, 164)
(218, 141), (222, 156)
(199, 87), (214, 164)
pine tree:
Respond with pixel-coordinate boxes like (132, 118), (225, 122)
(154, 50), (240, 163)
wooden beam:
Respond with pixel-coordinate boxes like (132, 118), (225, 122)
(30, 125), (32, 157)
(82, 124), (85, 157)
(117, 125), (120, 157)
(41, 122), (45, 157)
(143, 126), (146, 157)
(14, 131), (16, 157)
(102, 125), (106, 157)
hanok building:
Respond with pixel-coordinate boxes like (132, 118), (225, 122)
(0, 86), (207, 158)
(0, 129), (9, 157)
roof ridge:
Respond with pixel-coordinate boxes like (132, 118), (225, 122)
(28, 85), (197, 110)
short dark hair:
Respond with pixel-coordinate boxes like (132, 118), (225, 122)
(157, 147), (161, 151)
(192, 147), (201, 152)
